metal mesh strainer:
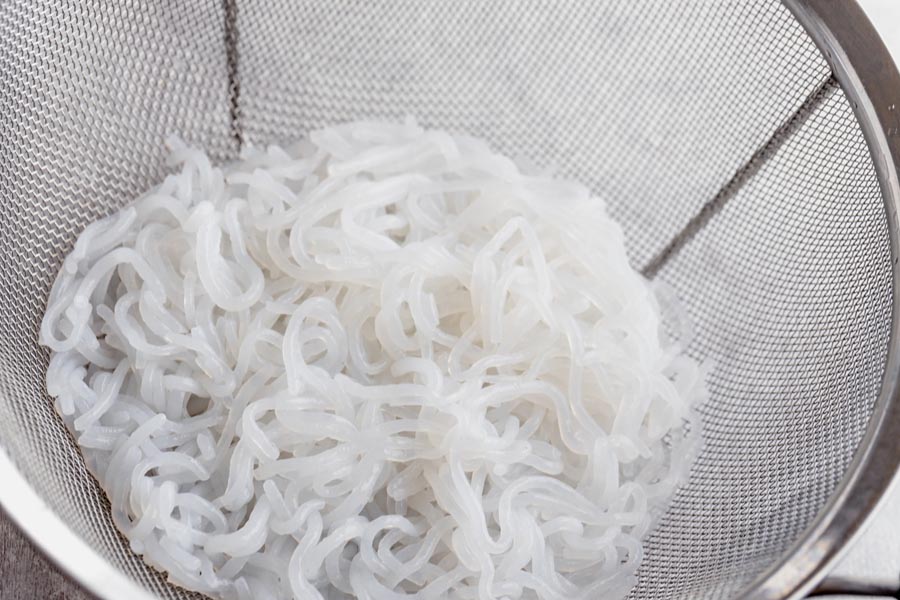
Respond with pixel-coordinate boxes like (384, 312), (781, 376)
(2, 0), (900, 598)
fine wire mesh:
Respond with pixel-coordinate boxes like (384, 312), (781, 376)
(635, 83), (892, 598)
(0, 0), (892, 599)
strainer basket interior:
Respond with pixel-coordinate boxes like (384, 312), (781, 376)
(1, 0), (900, 598)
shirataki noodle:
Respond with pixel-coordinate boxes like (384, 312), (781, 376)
(40, 119), (705, 600)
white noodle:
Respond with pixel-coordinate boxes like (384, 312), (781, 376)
(40, 119), (706, 600)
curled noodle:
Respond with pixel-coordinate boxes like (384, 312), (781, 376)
(40, 119), (706, 600)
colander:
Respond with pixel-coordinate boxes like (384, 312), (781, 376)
(2, 0), (900, 598)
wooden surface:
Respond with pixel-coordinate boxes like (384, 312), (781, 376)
(0, 509), (92, 600)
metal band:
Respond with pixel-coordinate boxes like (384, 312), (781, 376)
(745, 2), (900, 598)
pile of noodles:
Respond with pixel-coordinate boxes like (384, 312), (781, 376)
(40, 119), (705, 600)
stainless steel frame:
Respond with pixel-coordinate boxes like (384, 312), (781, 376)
(0, 1), (898, 599)
(748, 1), (900, 598)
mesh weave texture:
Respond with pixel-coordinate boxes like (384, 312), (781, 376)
(0, 1), (891, 598)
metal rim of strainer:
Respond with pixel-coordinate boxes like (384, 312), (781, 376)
(743, 1), (900, 597)
(1, 1), (900, 599)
